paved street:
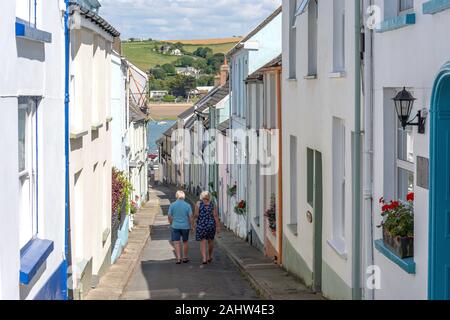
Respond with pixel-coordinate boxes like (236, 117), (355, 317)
(120, 185), (260, 300)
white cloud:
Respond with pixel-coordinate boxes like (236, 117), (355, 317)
(97, 0), (281, 40)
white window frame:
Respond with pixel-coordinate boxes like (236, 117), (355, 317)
(331, 117), (347, 254)
(399, 0), (414, 14)
(395, 118), (415, 201)
(332, 0), (346, 73)
(18, 97), (38, 248)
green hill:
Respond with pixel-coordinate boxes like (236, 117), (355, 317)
(122, 40), (237, 72)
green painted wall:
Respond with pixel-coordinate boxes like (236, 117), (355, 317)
(322, 261), (352, 300)
(282, 235), (313, 288)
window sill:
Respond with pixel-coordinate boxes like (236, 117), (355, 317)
(286, 77), (298, 82)
(15, 19), (52, 43)
(287, 223), (298, 237)
(70, 129), (89, 140)
(423, 0), (450, 14)
(329, 71), (346, 78)
(106, 116), (114, 123)
(375, 13), (416, 33)
(102, 228), (111, 246)
(327, 238), (348, 260)
(304, 74), (317, 80)
(374, 239), (416, 274)
(20, 238), (54, 285)
(91, 122), (104, 131)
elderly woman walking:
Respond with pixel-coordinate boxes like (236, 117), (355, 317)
(194, 191), (221, 264)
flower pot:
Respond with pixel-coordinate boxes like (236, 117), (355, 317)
(382, 228), (414, 259)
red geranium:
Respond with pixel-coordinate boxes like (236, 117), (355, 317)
(407, 192), (414, 202)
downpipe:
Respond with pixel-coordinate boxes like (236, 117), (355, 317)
(362, 0), (375, 300)
(63, 0), (71, 300)
(352, 0), (363, 301)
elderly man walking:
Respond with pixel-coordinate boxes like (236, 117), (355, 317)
(168, 190), (193, 264)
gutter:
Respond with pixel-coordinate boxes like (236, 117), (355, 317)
(63, 0), (71, 300)
(363, 0), (375, 300)
(352, 0), (363, 301)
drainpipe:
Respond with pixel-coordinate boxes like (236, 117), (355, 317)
(63, 0), (71, 300)
(363, 0), (375, 300)
(352, 0), (363, 301)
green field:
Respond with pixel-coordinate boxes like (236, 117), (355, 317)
(122, 40), (237, 72)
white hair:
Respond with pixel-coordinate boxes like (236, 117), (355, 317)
(176, 190), (186, 200)
(200, 191), (211, 201)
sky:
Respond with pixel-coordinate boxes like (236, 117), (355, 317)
(98, 0), (281, 40)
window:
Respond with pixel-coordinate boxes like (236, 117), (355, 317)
(18, 97), (38, 248)
(16, 0), (37, 26)
(290, 136), (298, 225)
(307, 0), (318, 76)
(397, 119), (414, 200)
(333, 0), (345, 72)
(332, 118), (346, 245)
(399, 0), (414, 13)
(307, 148), (314, 206)
(289, 0), (298, 79)
(384, 0), (414, 19)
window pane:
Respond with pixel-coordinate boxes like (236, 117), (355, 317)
(307, 148), (314, 206)
(397, 121), (414, 163)
(398, 167), (414, 201)
(399, 0), (414, 12)
(18, 107), (27, 173)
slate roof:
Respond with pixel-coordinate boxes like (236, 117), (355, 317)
(246, 54), (282, 82)
(227, 6), (282, 57)
(129, 104), (147, 123)
(218, 119), (230, 134)
(69, 2), (120, 37)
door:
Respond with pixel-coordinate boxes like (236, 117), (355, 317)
(429, 62), (450, 300)
(313, 151), (323, 293)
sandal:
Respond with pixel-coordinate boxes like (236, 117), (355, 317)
(176, 260), (182, 264)
(202, 261), (208, 265)
(207, 258), (213, 264)
(183, 258), (190, 263)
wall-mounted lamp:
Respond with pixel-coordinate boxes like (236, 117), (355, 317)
(392, 87), (427, 134)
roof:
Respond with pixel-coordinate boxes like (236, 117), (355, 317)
(129, 104), (147, 123)
(246, 54), (282, 82)
(69, 2), (120, 38)
(227, 6), (282, 57)
(218, 119), (231, 133)
(163, 123), (178, 137)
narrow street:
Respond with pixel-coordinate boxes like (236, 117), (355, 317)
(120, 185), (260, 300)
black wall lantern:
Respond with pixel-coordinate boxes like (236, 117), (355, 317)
(392, 87), (427, 134)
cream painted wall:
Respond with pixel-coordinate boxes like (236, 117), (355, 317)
(281, 0), (357, 298)
(69, 23), (112, 290)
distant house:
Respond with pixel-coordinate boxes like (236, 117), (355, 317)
(170, 49), (182, 56)
(176, 67), (200, 78)
(159, 45), (171, 54)
(150, 90), (169, 100)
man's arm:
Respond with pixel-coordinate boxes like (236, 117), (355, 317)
(168, 205), (173, 225)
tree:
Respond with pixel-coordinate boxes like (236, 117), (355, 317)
(167, 75), (196, 98)
(197, 75), (214, 86)
(207, 53), (225, 73)
(149, 67), (166, 80)
(175, 56), (195, 67)
(161, 63), (176, 76)
(193, 47), (213, 59)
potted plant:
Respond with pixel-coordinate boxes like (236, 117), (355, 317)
(377, 193), (414, 259)
(227, 183), (237, 197)
(265, 194), (277, 235)
(234, 200), (247, 215)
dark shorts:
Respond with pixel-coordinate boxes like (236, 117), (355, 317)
(171, 229), (190, 242)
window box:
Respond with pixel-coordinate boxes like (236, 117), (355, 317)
(376, 13), (416, 33)
(20, 238), (54, 285)
(374, 239), (416, 274)
(15, 19), (52, 44)
(382, 227), (414, 259)
(423, 0), (450, 14)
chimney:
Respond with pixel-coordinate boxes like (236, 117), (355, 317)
(219, 57), (229, 86)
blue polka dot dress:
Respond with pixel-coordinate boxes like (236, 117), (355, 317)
(196, 202), (216, 241)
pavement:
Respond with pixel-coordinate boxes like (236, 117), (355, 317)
(87, 183), (323, 300)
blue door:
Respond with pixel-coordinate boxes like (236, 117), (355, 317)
(429, 62), (450, 300)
